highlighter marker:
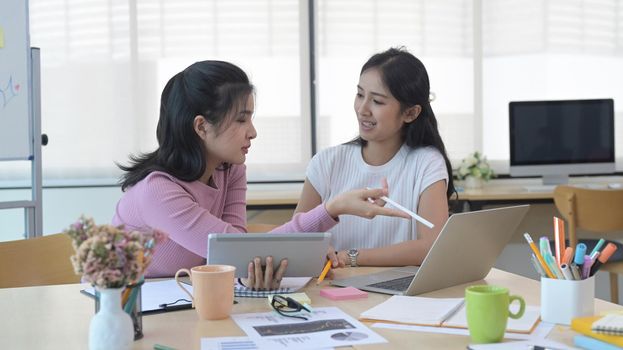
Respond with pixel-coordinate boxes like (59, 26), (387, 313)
(581, 255), (593, 280)
(573, 243), (587, 266)
(561, 246), (574, 265)
(590, 242), (618, 276)
(523, 233), (555, 278)
(540, 237), (553, 258)
(590, 238), (606, 256)
(544, 253), (564, 279)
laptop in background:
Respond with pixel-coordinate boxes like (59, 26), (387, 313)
(331, 205), (530, 295)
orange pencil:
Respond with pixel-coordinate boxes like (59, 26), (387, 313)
(316, 260), (332, 285)
(554, 217), (566, 266)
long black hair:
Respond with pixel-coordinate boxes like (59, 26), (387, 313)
(352, 47), (456, 200)
(118, 60), (254, 191)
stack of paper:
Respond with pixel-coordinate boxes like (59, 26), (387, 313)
(360, 296), (464, 326)
(360, 295), (541, 334)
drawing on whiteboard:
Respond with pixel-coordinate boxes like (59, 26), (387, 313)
(1, 75), (20, 108)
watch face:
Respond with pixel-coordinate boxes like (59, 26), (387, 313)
(348, 249), (358, 256)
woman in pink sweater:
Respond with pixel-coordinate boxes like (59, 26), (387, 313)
(112, 60), (407, 288)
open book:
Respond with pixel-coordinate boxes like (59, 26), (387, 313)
(360, 296), (540, 334)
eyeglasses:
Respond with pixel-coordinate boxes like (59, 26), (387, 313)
(270, 295), (311, 321)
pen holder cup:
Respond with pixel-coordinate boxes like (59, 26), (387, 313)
(540, 276), (594, 325)
(94, 282), (143, 340)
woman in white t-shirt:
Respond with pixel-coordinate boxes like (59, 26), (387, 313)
(295, 47), (456, 269)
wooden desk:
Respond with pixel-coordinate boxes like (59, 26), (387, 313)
(246, 183), (302, 209)
(455, 176), (623, 210)
(1, 267), (620, 349)
(245, 177), (623, 211)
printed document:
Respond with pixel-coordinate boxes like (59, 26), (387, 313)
(231, 306), (386, 349)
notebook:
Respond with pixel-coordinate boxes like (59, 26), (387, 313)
(331, 205), (530, 296)
(592, 314), (623, 335)
(571, 315), (623, 347)
(360, 295), (540, 334)
(234, 277), (311, 298)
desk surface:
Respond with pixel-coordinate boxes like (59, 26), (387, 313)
(245, 176), (623, 207)
(1, 267), (620, 349)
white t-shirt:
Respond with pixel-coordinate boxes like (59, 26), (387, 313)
(306, 143), (448, 251)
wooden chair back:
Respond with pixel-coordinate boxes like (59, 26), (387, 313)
(553, 185), (623, 248)
(0, 233), (80, 288)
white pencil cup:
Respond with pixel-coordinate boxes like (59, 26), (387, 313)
(540, 276), (594, 325)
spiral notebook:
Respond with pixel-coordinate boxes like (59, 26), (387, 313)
(592, 314), (623, 335)
(234, 277), (311, 298)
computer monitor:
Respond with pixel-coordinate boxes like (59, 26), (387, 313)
(509, 99), (615, 185)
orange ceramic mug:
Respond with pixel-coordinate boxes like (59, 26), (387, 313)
(175, 265), (236, 320)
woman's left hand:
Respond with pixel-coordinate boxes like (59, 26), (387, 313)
(241, 256), (288, 290)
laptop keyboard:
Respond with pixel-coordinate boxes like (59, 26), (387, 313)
(367, 275), (415, 291)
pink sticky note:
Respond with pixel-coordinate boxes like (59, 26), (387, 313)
(320, 287), (368, 300)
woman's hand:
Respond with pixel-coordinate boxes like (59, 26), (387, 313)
(325, 187), (410, 220)
(327, 246), (348, 268)
(324, 247), (348, 279)
(241, 256), (288, 290)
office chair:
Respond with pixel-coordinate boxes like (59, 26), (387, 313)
(553, 185), (623, 304)
(0, 233), (80, 288)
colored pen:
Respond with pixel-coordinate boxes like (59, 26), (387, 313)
(590, 238), (606, 256)
(530, 253), (547, 277)
(365, 187), (434, 228)
(158, 303), (193, 312)
(544, 253), (564, 279)
(570, 264), (581, 280)
(573, 243), (587, 266)
(540, 237), (553, 258)
(554, 217), (566, 266)
(561, 246), (574, 265)
(591, 242), (618, 276)
(523, 233), (555, 278)
(316, 260), (332, 285)
(560, 263), (575, 280)
(154, 344), (176, 350)
(581, 255), (593, 279)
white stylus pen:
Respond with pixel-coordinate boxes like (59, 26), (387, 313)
(366, 187), (434, 228)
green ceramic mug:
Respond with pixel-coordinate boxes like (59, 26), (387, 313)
(465, 285), (525, 344)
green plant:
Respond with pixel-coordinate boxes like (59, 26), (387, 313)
(454, 151), (495, 181)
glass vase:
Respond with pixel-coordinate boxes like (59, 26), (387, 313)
(89, 287), (133, 350)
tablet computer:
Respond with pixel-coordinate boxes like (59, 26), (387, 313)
(207, 232), (331, 278)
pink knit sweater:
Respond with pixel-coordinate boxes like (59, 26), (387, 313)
(112, 165), (337, 277)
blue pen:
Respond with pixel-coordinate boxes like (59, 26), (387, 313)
(574, 243), (587, 266)
(590, 238), (606, 256)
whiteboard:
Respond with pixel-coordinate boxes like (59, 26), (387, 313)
(0, 0), (32, 160)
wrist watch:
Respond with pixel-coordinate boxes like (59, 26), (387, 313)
(347, 249), (359, 267)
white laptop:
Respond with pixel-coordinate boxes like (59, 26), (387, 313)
(207, 232), (331, 278)
(331, 205), (530, 295)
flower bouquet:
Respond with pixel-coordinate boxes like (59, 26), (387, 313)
(454, 151), (496, 189)
(65, 216), (166, 349)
